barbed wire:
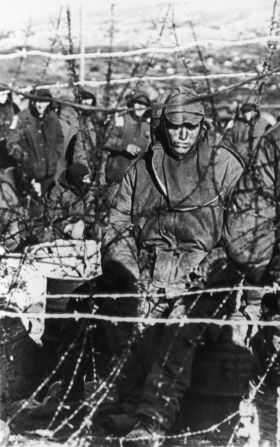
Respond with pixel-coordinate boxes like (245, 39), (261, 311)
(5, 71), (278, 95)
(115, 2), (172, 105)
(1, 35), (279, 61)
(227, 350), (279, 446)
(255, 0), (280, 104)
(11, 18), (33, 87)
(1, 64), (279, 116)
(40, 7), (64, 81)
(10, 283), (280, 300)
(1, 309), (280, 327)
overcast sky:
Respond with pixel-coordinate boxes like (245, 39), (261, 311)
(1, 0), (269, 29)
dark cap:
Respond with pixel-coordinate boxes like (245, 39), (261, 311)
(133, 94), (150, 107)
(30, 88), (52, 102)
(80, 89), (97, 106)
(163, 88), (204, 126)
(126, 90), (150, 107)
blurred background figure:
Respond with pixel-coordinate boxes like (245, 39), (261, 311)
(0, 165), (45, 252)
(47, 162), (97, 240)
(7, 88), (64, 196)
(104, 89), (152, 191)
(55, 94), (79, 177)
(0, 87), (20, 169)
(73, 88), (98, 177)
(216, 101), (236, 131)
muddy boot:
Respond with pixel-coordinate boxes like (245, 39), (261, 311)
(99, 403), (138, 436)
(125, 415), (165, 447)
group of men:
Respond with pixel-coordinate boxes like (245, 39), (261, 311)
(0, 86), (152, 250)
(2, 83), (280, 445)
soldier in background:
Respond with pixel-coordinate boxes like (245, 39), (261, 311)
(74, 89), (98, 176)
(0, 165), (44, 252)
(0, 87), (20, 169)
(47, 162), (96, 240)
(7, 88), (64, 196)
(55, 95), (79, 178)
(104, 90), (152, 195)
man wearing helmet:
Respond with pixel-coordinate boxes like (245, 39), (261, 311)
(100, 87), (244, 443)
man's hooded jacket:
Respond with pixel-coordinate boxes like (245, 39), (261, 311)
(102, 94), (244, 289)
(222, 119), (280, 283)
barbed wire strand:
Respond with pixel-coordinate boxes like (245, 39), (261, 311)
(227, 350), (279, 446)
(11, 18), (33, 87)
(47, 326), (89, 429)
(40, 7), (64, 81)
(115, 2), (172, 106)
(3, 309), (280, 327)
(7, 325), (86, 424)
(2, 64), (280, 116)
(1, 35), (280, 61)
(255, 0), (280, 104)
(6, 71), (280, 95)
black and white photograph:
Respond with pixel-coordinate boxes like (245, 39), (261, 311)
(0, 0), (280, 445)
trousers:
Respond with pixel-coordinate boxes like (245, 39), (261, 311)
(96, 274), (236, 430)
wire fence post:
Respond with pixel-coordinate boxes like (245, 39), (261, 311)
(79, 3), (85, 86)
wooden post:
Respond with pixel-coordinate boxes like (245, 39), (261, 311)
(79, 3), (85, 86)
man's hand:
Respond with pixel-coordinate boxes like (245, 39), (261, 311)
(0, 246), (6, 256)
(126, 144), (141, 156)
(9, 144), (22, 160)
(31, 180), (42, 197)
(64, 220), (85, 239)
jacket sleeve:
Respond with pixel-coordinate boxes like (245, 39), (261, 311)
(56, 118), (65, 158)
(73, 118), (96, 167)
(53, 118), (66, 181)
(74, 130), (89, 166)
(220, 157), (245, 250)
(103, 116), (124, 153)
(6, 114), (26, 161)
(264, 131), (280, 282)
(101, 166), (140, 283)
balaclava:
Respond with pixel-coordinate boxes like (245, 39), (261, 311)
(159, 87), (205, 158)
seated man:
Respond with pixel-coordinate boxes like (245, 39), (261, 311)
(101, 87), (244, 443)
(0, 165), (44, 251)
(47, 162), (96, 240)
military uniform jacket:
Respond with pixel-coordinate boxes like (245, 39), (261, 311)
(105, 113), (151, 184)
(7, 108), (64, 181)
(223, 120), (280, 282)
(102, 132), (244, 288)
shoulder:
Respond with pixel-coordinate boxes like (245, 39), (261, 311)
(60, 105), (78, 124)
(0, 168), (19, 207)
(215, 145), (243, 167)
(46, 109), (60, 122)
(200, 129), (245, 170)
(262, 121), (280, 145)
(18, 109), (32, 122)
(10, 109), (32, 129)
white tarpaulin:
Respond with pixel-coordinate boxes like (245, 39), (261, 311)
(1, 239), (101, 344)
